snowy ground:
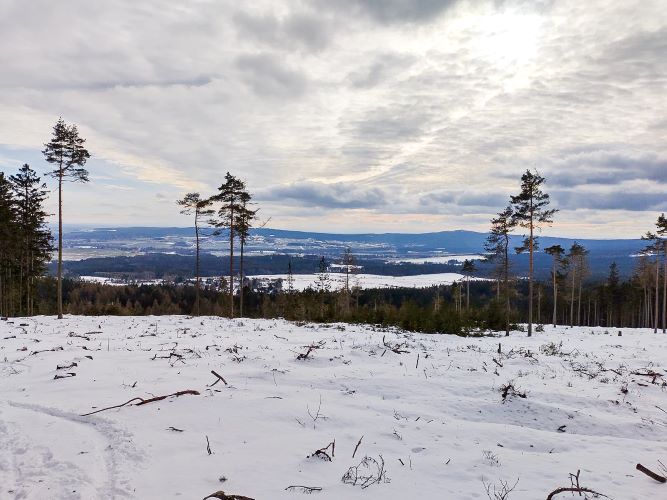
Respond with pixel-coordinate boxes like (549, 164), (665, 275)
(1, 316), (666, 500)
(250, 272), (467, 291)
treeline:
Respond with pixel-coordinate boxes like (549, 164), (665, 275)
(0, 165), (53, 316)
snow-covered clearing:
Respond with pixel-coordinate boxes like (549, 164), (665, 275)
(250, 272), (467, 291)
(1, 316), (666, 499)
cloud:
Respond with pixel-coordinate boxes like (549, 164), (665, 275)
(0, 0), (664, 237)
(348, 53), (417, 89)
(546, 150), (667, 188)
(318, 0), (459, 25)
(235, 53), (308, 98)
(552, 189), (667, 212)
(234, 10), (334, 52)
(258, 181), (388, 209)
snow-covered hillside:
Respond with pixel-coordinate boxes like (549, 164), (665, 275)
(249, 272), (468, 291)
(1, 316), (666, 499)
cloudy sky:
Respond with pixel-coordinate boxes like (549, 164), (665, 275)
(0, 0), (664, 238)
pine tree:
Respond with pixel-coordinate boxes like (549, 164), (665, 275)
(642, 222), (665, 334)
(0, 172), (18, 317)
(544, 245), (565, 327)
(566, 242), (588, 326)
(461, 259), (476, 310)
(606, 262), (620, 327)
(43, 118), (90, 319)
(657, 213), (667, 333)
(236, 190), (257, 318)
(9, 164), (53, 315)
(177, 192), (213, 316)
(342, 247), (356, 313)
(484, 205), (515, 336)
(210, 172), (246, 318)
(287, 259), (295, 295)
(511, 170), (557, 336)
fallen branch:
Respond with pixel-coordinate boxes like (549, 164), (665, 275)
(209, 370), (228, 386)
(30, 346), (63, 356)
(382, 335), (409, 354)
(54, 372), (76, 380)
(81, 390), (200, 416)
(296, 340), (326, 360)
(285, 485), (322, 493)
(636, 463), (666, 483)
(56, 362), (78, 370)
(307, 440), (335, 461)
(547, 470), (609, 499)
(203, 491), (255, 500)
(546, 487), (609, 499)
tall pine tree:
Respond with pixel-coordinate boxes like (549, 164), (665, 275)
(9, 164), (53, 315)
(236, 190), (257, 318)
(210, 172), (246, 318)
(43, 118), (90, 319)
(511, 170), (556, 336)
(544, 244), (565, 327)
(177, 192), (213, 316)
(484, 205), (515, 336)
(0, 173), (18, 317)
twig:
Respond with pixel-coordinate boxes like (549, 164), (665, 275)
(206, 435), (213, 455)
(546, 487), (609, 499)
(285, 485), (322, 493)
(81, 390), (200, 416)
(352, 435), (364, 458)
(307, 440), (335, 461)
(209, 370), (228, 386)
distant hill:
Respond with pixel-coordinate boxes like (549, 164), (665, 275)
(58, 226), (649, 280)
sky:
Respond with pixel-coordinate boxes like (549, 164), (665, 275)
(0, 0), (665, 238)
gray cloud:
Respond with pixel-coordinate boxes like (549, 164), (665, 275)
(544, 150), (667, 188)
(552, 189), (667, 212)
(319, 0), (459, 24)
(233, 11), (334, 52)
(420, 189), (510, 209)
(235, 53), (308, 98)
(258, 181), (388, 209)
(0, 0), (664, 236)
(348, 53), (417, 89)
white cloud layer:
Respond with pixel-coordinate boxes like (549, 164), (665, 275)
(0, 0), (664, 237)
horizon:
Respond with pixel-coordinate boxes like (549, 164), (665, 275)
(56, 223), (647, 242)
(1, 0), (665, 239)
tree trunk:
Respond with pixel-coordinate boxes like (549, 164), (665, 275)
(195, 213), (200, 316)
(552, 259), (557, 327)
(528, 218), (534, 336)
(57, 170), (63, 320)
(239, 236), (245, 317)
(229, 206), (234, 318)
(504, 237), (510, 336)
(577, 278), (582, 326)
(655, 256), (660, 333)
(570, 266), (576, 327)
(663, 241), (666, 333)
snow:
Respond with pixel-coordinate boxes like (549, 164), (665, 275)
(250, 272), (467, 291)
(386, 254), (485, 264)
(1, 316), (667, 499)
(79, 276), (166, 286)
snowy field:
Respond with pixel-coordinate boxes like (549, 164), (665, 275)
(386, 255), (485, 264)
(250, 272), (467, 291)
(1, 316), (667, 499)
